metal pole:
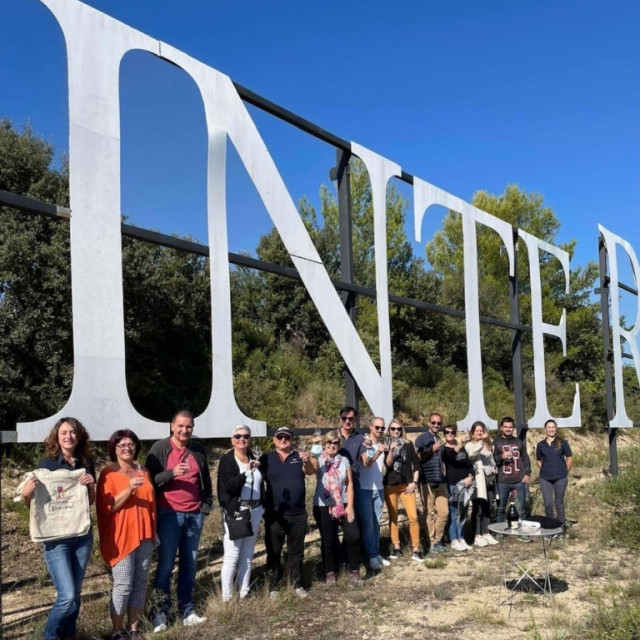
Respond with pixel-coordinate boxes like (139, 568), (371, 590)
(511, 230), (527, 441)
(598, 235), (618, 475)
(331, 150), (358, 411)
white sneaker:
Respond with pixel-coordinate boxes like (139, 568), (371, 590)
(450, 539), (462, 551)
(152, 612), (167, 633)
(377, 555), (391, 567)
(474, 536), (488, 547)
(483, 533), (499, 545)
(269, 590), (279, 600)
(294, 586), (308, 598)
(460, 539), (472, 550)
(183, 612), (207, 627)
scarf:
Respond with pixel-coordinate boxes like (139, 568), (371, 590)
(450, 479), (476, 526)
(321, 454), (346, 519)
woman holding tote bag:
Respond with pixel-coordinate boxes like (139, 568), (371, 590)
(20, 417), (96, 640)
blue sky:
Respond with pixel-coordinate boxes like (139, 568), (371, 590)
(1, 0), (638, 283)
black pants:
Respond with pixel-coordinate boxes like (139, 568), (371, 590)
(472, 483), (496, 536)
(313, 505), (360, 577)
(264, 510), (307, 589)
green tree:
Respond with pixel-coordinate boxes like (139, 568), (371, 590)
(426, 184), (602, 425)
(0, 119), (72, 427)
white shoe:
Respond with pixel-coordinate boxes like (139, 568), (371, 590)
(483, 533), (499, 545)
(450, 539), (462, 551)
(461, 540), (473, 550)
(269, 590), (279, 600)
(152, 613), (167, 633)
(183, 612), (207, 627)
(474, 536), (488, 547)
(378, 555), (391, 567)
(294, 586), (308, 598)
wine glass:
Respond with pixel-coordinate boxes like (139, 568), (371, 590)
(251, 445), (262, 461)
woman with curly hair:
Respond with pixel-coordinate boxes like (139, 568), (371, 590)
(20, 417), (96, 640)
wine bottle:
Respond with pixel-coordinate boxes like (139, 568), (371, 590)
(506, 490), (519, 529)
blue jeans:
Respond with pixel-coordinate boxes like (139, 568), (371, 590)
(447, 484), (465, 541)
(355, 488), (384, 559)
(496, 481), (527, 523)
(42, 531), (93, 640)
(153, 508), (203, 618)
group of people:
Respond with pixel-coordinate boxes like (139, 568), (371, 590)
(20, 408), (572, 640)
(21, 411), (212, 640)
(417, 413), (573, 552)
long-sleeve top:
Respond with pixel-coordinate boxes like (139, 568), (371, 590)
(442, 446), (474, 485)
(217, 450), (265, 516)
(96, 466), (156, 567)
(384, 442), (420, 486)
(493, 435), (531, 485)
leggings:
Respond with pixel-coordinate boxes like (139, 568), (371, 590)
(539, 476), (568, 525)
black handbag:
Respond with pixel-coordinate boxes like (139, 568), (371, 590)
(224, 508), (253, 540)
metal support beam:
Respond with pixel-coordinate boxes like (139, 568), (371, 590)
(332, 149), (359, 412)
(598, 236), (618, 475)
(511, 230), (527, 441)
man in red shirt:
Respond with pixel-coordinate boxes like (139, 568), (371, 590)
(146, 410), (212, 632)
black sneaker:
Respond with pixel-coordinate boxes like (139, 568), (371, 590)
(389, 547), (402, 559)
(411, 550), (424, 561)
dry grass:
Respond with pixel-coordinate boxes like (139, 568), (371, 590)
(3, 432), (640, 640)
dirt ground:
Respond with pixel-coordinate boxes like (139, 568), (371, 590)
(1, 431), (634, 640)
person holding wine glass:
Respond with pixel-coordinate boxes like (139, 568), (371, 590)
(384, 420), (423, 561)
(20, 417), (96, 640)
(145, 410), (212, 632)
(97, 429), (156, 640)
(309, 430), (361, 583)
(217, 425), (264, 602)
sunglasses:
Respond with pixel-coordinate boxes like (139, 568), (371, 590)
(326, 440), (340, 446)
(233, 434), (250, 440)
(430, 421), (442, 426)
(373, 426), (385, 431)
(341, 416), (355, 422)
(116, 443), (136, 450)
(275, 434), (292, 441)
(389, 427), (402, 432)
(444, 430), (456, 435)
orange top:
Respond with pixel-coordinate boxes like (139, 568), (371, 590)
(97, 466), (156, 567)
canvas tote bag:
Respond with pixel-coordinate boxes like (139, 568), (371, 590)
(22, 468), (91, 543)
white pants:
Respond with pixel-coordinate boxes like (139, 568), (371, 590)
(220, 506), (264, 601)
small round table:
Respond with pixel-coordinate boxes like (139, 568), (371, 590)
(488, 521), (563, 614)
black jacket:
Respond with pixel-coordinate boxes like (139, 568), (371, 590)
(217, 450), (265, 516)
(145, 437), (213, 514)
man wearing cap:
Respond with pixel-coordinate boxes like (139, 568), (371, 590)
(259, 427), (315, 598)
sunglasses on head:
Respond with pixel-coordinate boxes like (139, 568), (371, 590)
(275, 434), (291, 441)
(444, 429), (456, 435)
(233, 434), (250, 440)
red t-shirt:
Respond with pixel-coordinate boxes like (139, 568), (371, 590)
(157, 440), (202, 512)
